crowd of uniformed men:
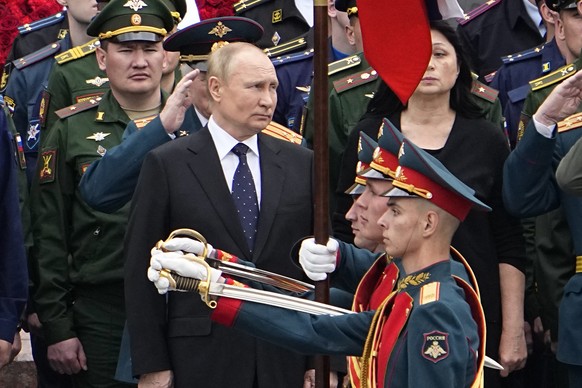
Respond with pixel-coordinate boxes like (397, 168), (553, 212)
(1, 0), (582, 387)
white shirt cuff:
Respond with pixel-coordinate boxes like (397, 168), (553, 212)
(533, 115), (556, 139)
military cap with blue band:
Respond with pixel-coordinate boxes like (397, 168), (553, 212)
(87, 0), (174, 43)
(345, 132), (378, 195)
(384, 138), (491, 221)
(361, 118), (404, 180)
(545, 0), (579, 11)
(163, 16), (264, 71)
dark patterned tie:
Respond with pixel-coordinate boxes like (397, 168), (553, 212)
(231, 143), (259, 252)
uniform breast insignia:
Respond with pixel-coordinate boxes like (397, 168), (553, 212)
(272, 31), (281, 46)
(262, 121), (303, 144)
(517, 113), (530, 143)
(18, 12), (66, 35)
(86, 132), (111, 142)
(14, 133), (27, 170)
(264, 37), (307, 58)
(79, 162), (92, 176)
(85, 77), (109, 87)
(272, 9), (283, 23)
(457, 0), (501, 26)
(558, 112), (582, 133)
(333, 67), (378, 94)
(328, 55), (361, 76)
(529, 64), (577, 91)
(422, 331), (449, 363)
(97, 145), (107, 157)
(501, 44), (545, 65)
(470, 80), (498, 103)
(13, 42), (61, 70)
(55, 39), (101, 65)
(39, 149), (57, 184)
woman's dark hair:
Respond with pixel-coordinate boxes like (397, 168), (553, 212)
(365, 20), (484, 119)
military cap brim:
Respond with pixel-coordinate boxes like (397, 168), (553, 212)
(161, 0), (187, 23)
(545, 0), (578, 11)
(164, 16), (264, 56)
(345, 183), (365, 196)
(383, 139), (491, 221)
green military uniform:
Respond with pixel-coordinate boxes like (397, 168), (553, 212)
(470, 79), (505, 132)
(30, 0), (174, 386)
(303, 52), (380, 211)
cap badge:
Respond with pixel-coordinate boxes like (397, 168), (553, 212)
(395, 166), (407, 182)
(124, 0), (147, 12)
(131, 14), (142, 26)
(377, 123), (384, 138)
(209, 22), (232, 38)
(211, 41), (230, 52)
(397, 143), (405, 158)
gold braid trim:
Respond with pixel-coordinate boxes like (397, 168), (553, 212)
(99, 26), (167, 40)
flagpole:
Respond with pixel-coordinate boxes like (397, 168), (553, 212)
(313, 0), (330, 387)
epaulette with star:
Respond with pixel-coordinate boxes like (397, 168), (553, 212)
(333, 67), (378, 94)
(233, 0), (269, 14)
(262, 121), (303, 144)
(54, 38), (100, 65)
(55, 96), (102, 119)
(558, 112), (582, 133)
(271, 49), (314, 67)
(529, 63), (577, 91)
(264, 36), (308, 58)
(12, 42), (62, 70)
(18, 10), (66, 35)
(470, 80), (498, 103)
(501, 43), (545, 65)
(457, 0), (501, 26)
(328, 54), (361, 76)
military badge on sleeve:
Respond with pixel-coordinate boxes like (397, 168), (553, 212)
(39, 149), (57, 184)
(422, 331), (449, 363)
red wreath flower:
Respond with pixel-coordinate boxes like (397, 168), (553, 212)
(196, 0), (236, 20)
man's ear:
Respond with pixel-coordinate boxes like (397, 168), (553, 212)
(96, 47), (107, 72)
(207, 76), (222, 103)
(422, 210), (439, 237)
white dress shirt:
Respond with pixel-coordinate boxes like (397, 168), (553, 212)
(207, 116), (262, 207)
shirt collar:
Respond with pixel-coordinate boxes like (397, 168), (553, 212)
(207, 116), (259, 160)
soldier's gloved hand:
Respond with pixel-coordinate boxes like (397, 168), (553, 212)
(147, 248), (222, 294)
(299, 238), (339, 281)
(162, 237), (215, 258)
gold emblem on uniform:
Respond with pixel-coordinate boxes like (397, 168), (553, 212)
(124, 0), (147, 12)
(0, 71), (8, 90)
(39, 149), (57, 183)
(97, 145), (107, 156)
(210, 41), (229, 52)
(85, 76), (109, 87)
(422, 331), (449, 363)
(87, 132), (111, 142)
(542, 62), (550, 73)
(397, 272), (430, 291)
(96, 111), (105, 121)
(395, 166), (407, 182)
(58, 29), (68, 39)
(271, 32), (281, 46)
(272, 9), (283, 23)
(131, 14), (142, 26)
(425, 342), (447, 359)
(41, 154), (53, 177)
(209, 22), (232, 38)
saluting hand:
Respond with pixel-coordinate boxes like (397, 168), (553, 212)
(535, 70), (582, 127)
(159, 68), (200, 134)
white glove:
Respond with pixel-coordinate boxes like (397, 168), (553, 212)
(148, 248), (222, 294)
(162, 237), (214, 258)
(298, 238), (339, 281)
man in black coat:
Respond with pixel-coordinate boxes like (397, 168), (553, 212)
(124, 42), (314, 388)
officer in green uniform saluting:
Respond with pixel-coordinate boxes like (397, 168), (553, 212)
(30, 1), (174, 387)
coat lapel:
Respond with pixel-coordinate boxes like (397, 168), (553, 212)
(185, 127), (249, 256)
(252, 134), (285, 261)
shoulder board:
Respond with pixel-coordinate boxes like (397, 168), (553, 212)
(529, 63), (577, 91)
(233, 0), (269, 14)
(262, 121), (303, 144)
(502, 43), (545, 65)
(328, 55), (361, 76)
(55, 96), (102, 119)
(507, 83), (531, 104)
(558, 112), (582, 133)
(12, 42), (61, 70)
(419, 282), (441, 305)
(271, 49), (314, 67)
(457, 0), (501, 26)
(471, 80), (498, 103)
(333, 67), (378, 94)
(264, 36), (308, 58)
(18, 11), (66, 35)
(55, 39), (100, 65)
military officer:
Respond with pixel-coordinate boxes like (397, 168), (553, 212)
(148, 137), (488, 388)
(40, 0), (186, 136)
(457, 0), (545, 82)
(503, 1), (582, 382)
(556, 133), (582, 194)
(30, 0), (174, 386)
